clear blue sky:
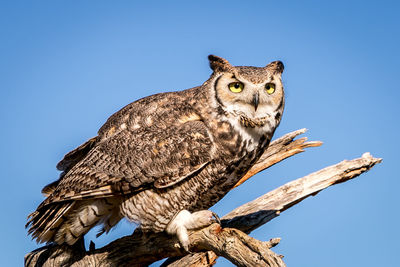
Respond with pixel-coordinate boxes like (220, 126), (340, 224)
(1, 1), (399, 266)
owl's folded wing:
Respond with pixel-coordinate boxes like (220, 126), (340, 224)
(41, 119), (214, 206)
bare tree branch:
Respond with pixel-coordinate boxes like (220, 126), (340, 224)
(234, 128), (322, 188)
(25, 224), (286, 267)
(226, 152), (382, 232)
(24, 130), (381, 267)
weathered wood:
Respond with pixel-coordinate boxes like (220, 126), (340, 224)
(226, 152), (382, 231)
(25, 225), (285, 267)
(234, 128), (322, 188)
(162, 234), (284, 267)
(25, 130), (381, 267)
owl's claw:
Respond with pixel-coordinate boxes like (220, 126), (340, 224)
(166, 209), (220, 253)
(211, 212), (221, 225)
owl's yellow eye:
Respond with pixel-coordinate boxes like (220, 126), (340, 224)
(228, 82), (244, 93)
(265, 83), (275, 94)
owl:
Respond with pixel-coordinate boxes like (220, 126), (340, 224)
(27, 55), (285, 251)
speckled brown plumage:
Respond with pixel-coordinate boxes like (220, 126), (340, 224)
(27, 55), (285, 245)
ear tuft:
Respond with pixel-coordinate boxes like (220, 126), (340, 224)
(208, 55), (233, 73)
(266, 60), (284, 74)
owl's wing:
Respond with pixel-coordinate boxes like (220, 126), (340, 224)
(41, 136), (99, 196)
(56, 136), (99, 172)
(43, 118), (214, 206)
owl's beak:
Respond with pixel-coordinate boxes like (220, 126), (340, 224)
(253, 93), (259, 111)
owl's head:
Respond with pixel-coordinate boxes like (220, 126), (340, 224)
(207, 55), (285, 131)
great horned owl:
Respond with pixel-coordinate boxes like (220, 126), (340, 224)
(27, 55), (285, 250)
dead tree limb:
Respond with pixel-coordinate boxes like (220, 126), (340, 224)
(234, 128), (322, 188)
(24, 129), (381, 267)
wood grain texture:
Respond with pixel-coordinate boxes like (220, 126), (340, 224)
(25, 130), (381, 267)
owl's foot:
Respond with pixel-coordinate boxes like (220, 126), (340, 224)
(166, 209), (220, 252)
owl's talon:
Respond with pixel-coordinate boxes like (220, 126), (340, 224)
(166, 209), (220, 253)
(211, 212), (221, 225)
(180, 239), (190, 253)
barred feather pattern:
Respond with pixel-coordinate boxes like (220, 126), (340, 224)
(27, 55), (285, 245)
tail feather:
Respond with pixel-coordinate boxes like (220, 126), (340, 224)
(29, 205), (64, 235)
(26, 202), (75, 244)
(37, 203), (75, 242)
(27, 198), (124, 245)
